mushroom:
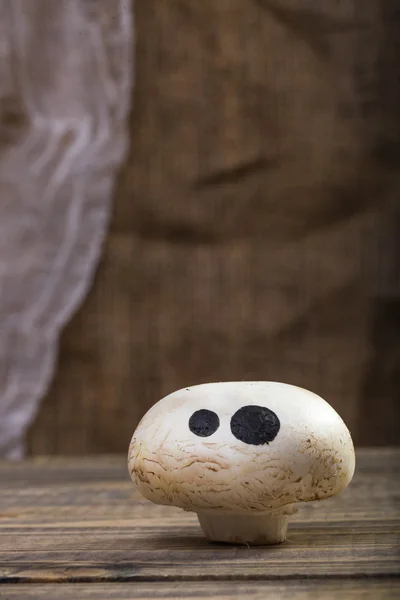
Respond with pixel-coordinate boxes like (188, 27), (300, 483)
(128, 382), (355, 545)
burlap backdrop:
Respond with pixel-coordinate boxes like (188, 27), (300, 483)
(28, 0), (399, 454)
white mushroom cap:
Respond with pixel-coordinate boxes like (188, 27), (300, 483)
(128, 382), (355, 545)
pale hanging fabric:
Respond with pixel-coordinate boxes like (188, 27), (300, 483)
(0, 0), (134, 458)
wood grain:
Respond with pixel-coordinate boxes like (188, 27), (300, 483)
(1, 580), (400, 600)
(0, 448), (399, 594)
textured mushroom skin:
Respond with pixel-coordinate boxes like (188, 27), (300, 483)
(128, 382), (355, 515)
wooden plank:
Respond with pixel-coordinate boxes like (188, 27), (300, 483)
(0, 449), (399, 584)
(1, 580), (400, 600)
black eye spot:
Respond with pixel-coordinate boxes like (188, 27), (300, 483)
(189, 409), (220, 438)
(230, 405), (280, 445)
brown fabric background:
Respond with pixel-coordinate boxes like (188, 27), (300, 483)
(28, 0), (400, 454)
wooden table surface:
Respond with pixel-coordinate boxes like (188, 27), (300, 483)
(0, 448), (399, 599)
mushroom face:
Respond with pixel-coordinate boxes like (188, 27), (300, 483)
(128, 382), (355, 516)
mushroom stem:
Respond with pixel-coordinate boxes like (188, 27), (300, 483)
(196, 505), (296, 545)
